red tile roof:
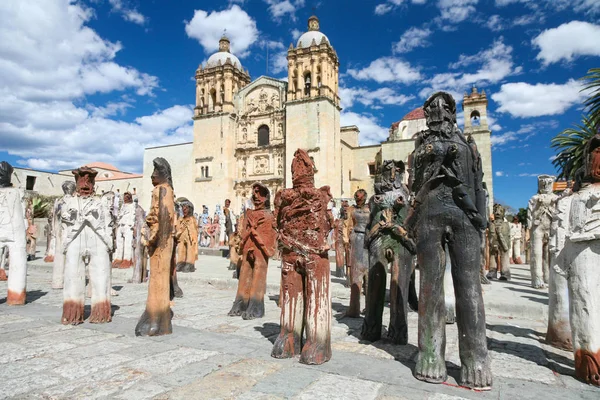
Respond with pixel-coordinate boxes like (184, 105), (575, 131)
(391, 107), (425, 130)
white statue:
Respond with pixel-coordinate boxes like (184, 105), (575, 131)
(61, 167), (112, 324)
(50, 180), (77, 289)
(509, 216), (523, 264)
(0, 162), (27, 305)
(527, 175), (558, 288)
(112, 191), (136, 269)
(560, 135), (600, 386)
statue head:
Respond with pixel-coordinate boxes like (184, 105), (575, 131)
(354, 189), (367, 207)
(151, 157), (173, 188)
(0, 161), (14, 188)
(291, 149), (315, 188)
(202, 205), (208, 214)
(225, 199), (231, 208)
(61, 180), (76, 196)
(181, 200), (194, 217)
(584, 133), (600, 183)
(424, 91), (456, 136)
(72, 166), (98, 197)
(537, 174), (555, 194)
(375, 160), (405, 194)
(123, 191), (133, 204)
(493, 203), (505, 220)
(251, 182), (270, 210)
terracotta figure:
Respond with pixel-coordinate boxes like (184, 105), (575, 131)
(228, 221), (242, 278)
(112, 192), (135, 269)
(43, 214), (54, 262)
(487, 204), (511, 281)
(272, 149), (334, 365)
(26, 217), (37, 261)
(332, 205), (347, 279)
(175, 199), (199, 273)
(527, 175), (558, 288)
(546, 192), (572, 351)
(0, 161), (27, 304)
(135, 157), (176, 336)
(361, 160), (415, 343)
(224, 199), (234, 244)
(560, 134), (600, 386)
(131, 201), (148, 283)
(405, 92), (491, 389)
(50, 181), (76, 289)
(346, 189), (370, 317)
(228, 182), (276, 319)
(509, 216), (523, 264)
(61, 167), (112, 324)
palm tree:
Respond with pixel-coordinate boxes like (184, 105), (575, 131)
(551, 115), (597, 180)
(582, 68), (600, 128)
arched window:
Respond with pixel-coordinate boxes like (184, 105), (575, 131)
(292, 70), (298, 93)
(304, 72), (311, 96)
(258, 125), (270, 146)
(317, 66), (322, 88)
(201, 166), (205, 178)
(206, 166), (209, 177)
(209, 89), (216, 112)
(470, 110), (481, 126)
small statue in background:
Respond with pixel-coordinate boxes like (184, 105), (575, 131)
(272, 149), (334, 365)
(332, 204), (348, 279)
(0, 161), (27, 304)
(228, 182), (276, 319)
(61, 167), (112, 324)
(509, 216), (523, 264)
(346, 189), (370, 318)
(527, 175), (558, 288)
(175, 199), (199, 273)
(43, 214), (54, 262)
(25, 217), (37, 261)
(136, 158), (176, 336)
(487, 204), (511, 281)
(131, 200), (148, 284)
(112, 191), (135, 269)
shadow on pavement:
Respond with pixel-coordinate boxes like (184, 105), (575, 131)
(254, 322), (280, 344)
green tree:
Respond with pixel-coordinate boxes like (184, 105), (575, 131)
(583, 68), (600, 127)
(551, 115), (597, 180)
(517, 207), (528, 226)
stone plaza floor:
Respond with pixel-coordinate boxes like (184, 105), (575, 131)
(1, 250), (599, 399)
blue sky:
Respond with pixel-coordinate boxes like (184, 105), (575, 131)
(1, 0), (600, 209)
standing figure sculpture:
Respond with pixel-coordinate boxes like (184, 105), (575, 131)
(546, 192), (572, 350)
(509, 216), (523, 264)
(112, 192), (136, 269)
(175, 199), (199, 273)
(487, 204), (511, 281)
(224, 199), (234, 244)
(527, 175), (558, 288)
(272, 149), (334, 365)
(346, 189), (370, 318)
(131, 200), (148, 284)
(136, 158), (176, 336)
(44, 214), (54, 262)
(61, 167), (112, 324)
(332, 205), (348, 279)
(26, 216), (37, 261)
(361, 160), (415, 343)
(50, 181), (76, 289)
(0, 161), (27, 304)
(560, 134), (600, 386)
(405, 92), (491, 389)
(228, 183), (276, 319)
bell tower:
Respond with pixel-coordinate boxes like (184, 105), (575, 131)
(285, 16), (342, 197)
(462, 87), (494, 208)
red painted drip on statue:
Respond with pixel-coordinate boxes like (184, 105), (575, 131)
(6, 289), (25, 305)
(62, 300), (84, 325)
(575, 349), (600, 386)
(0, 269), (7, 281)
(89, 300), (112, 323)
(44, 255), (54, 263)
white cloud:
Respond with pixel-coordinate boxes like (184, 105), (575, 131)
(340, 87), (415, 109)
(495, 171), (504, 177)
(492, 80), (586, 118)
(340, 112), (389, 145)
(485, 15), (503, 31)
(184, 5), (259, 57)
(375, 4), (394, 15)
(263, 0), (305, 21)
(291, 28), (302, 40)
(437, 0), (478, 24)
(374, 0), (427, 15)
(270, 52), (288, 74)
(491, 120), (559, 146)
(108, 0), (147, 25)
(393, 27), (432, 53)
(347, 57), (421, 84)
(495, 0), (600, 16)
(532, 21), (600, 65)
(0, 0), (192, 172)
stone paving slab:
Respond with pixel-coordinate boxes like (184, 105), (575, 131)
(0, 251), (598, 399)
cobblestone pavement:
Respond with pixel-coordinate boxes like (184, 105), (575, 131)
(1, 252), (599, 399)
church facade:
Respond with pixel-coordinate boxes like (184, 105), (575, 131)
(140, 16), (493, 214)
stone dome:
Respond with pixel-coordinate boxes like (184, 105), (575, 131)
(206, 51), (243, 70)
(296, 31), (330, 48)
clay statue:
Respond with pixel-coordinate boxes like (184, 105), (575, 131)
(228, 182), (276, 319)
(131, 201), (148, 283)
(405, 92), (491, 389)
(272, 149), (334, 365)
(345, 189), (370, 317)
(509, 216), (523, 264)
(527, 175), (558, 288)
(135, 158), (176, 336)
(44, 214), (54, 262)
(361, 160), (415, 343)
(50, 181), (76, 289)
(546, 192), (572, 350)
(560, 134), (600, 386)
(487, 204), (511, 281)
(26, 216), (37, 261)
(175, 199), (199, 273)
(228, 219), (242, 278)
(61, 167), (112, 324)
(112, 192), (135, 268)
(332, 204), (348, 279)
(0, 161), (27, 304)
(224, 199), (234, 244)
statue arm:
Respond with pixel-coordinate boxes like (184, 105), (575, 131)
(527, 197), (535, 229)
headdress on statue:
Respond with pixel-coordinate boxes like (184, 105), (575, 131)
(291, 148), (315, 188)
(152, 157), (173, 189)
(0, 161), (14, 188)
(61, 180), (76, 195)
(72, 166), (98, 197)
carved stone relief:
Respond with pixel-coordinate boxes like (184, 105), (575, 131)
(254, 155), (270, 175)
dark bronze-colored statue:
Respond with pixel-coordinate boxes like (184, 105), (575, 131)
(272, 149), (334, 365)
(228, 182), (276, 319)
(346, 189), (370, 317)
(487, 204), (511, 281)
(361, 160), (415, 343)
(406, 92), (491, 389)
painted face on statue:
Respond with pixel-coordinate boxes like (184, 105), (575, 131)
(182, 204), (191, 217)
(123, 192), (133, 204)
(537, 175), (555, 194)
(252, 185), (269, 210)
(76, 172), (95, 197)
(151, 169), (166, 187)
(354, 190), (366, 206)
(493, 205), (505, 221)
(425, 95), (454, 133)
(291, 149), (315, 188)
(590, 147), (600, 182)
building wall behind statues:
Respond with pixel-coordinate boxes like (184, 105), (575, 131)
(12, 168), (71, 196)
